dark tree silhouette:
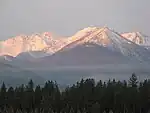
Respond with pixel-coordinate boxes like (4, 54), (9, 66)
(0, 74), (149, 113)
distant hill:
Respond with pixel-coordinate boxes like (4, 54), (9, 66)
(0, 62), (45, 86)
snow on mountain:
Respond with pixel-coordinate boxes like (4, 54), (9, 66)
(0, 27), (102, 58)
(0, 32), (65, 57)
(122, 32), (150, 46)
(62, 27), (110, 50)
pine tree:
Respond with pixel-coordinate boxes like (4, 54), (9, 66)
(0, 82), (7, 108)
(129, 73), (138, 88)
(24, 79), (35, 111)
(91, 102), (100, 113)
(28, 79), (34, 90)
(7, 87), (15, 108)
(34, 85), (42, 110)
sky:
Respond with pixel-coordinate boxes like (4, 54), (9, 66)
(0, 0), (150, 40)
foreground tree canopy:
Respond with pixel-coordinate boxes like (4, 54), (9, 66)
(0, 73), (150, 113)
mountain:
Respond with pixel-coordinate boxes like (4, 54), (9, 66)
(2, 26), (150, 84)
(41, 43), (138, 66)
(1, 26), (150, 66)
(0, 32), (67, 57)
(57, 27), (150, 63)
(1, 27), (150, 59)
(8, 27), (150, 69)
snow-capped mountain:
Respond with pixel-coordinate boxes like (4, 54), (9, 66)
(6, 27), (150, 69)
(55, 27), (150, 63)
(1, 26), (150, 62)
(0, 32), (66, 57)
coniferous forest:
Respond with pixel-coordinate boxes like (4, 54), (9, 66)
(0, 73), (150, 113)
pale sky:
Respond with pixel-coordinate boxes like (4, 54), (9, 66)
(0, 0), (150, 40)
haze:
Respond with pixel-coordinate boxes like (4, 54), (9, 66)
(0, 0), (149, 40)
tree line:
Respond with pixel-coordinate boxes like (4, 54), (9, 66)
(0, 73), (150, 113)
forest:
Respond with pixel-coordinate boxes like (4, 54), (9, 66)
(0, 73), (149, 113)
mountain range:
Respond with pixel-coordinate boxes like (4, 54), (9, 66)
(0, 26), (150, 86)
(0, 27), (150, 58)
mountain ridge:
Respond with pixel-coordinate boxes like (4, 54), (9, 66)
(0, 26), (149, 58)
